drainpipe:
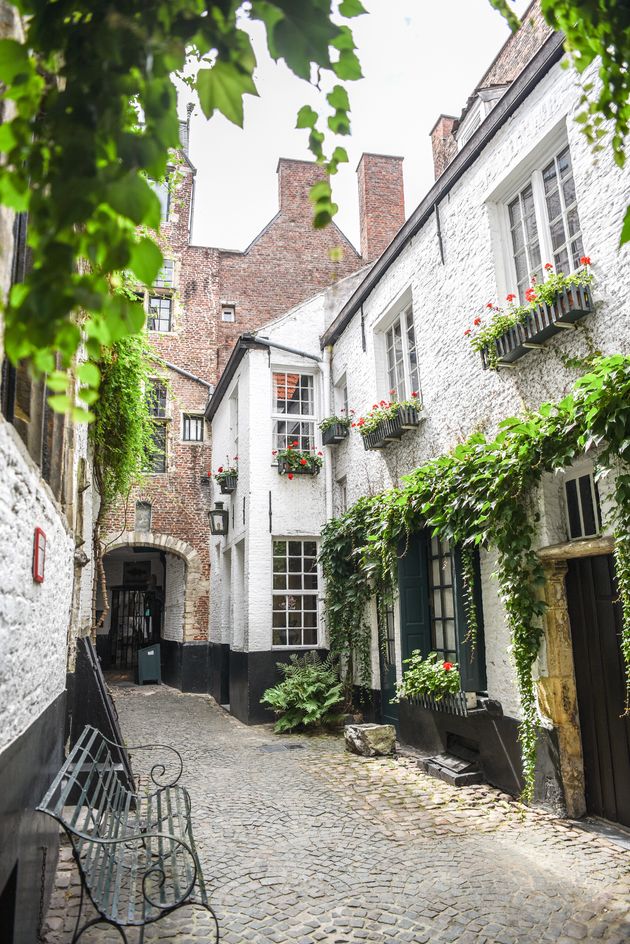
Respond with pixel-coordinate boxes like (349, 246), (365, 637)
(323, 346), (333, 524)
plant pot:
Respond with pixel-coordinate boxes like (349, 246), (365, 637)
(362, 425), (387, 450)
(219, 474), (238, 494)
(278, 460), (320, 476)
(481, 284), (594, 369)
(321, 423), (349, 446)
(407, 690), (469, 717)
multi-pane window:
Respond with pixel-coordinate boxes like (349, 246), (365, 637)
(428, 536), (457, 664)
(272, 540), (318, 647)
(150, 176), (170, 222)
(148, 295), (172, 332)
(147, 381), (167, 418)
(564, 470), (601, 540)
(272, 372), (315, 452)
(148, 423), (167, 473)
(385, 305), (419, 400)
(506, 144), (584, 302)
(183, 414), (204, 442)
(146, 381), (167, 473)
(154, 260), (175, 288)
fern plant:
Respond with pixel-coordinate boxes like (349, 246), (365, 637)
(260, 653), (344, 733)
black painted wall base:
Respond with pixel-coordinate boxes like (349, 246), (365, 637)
(209, 642), (230, 705)
(0, 693), (66, 944)
(160, 640), (210, 693)
(397, 700), (565, 809)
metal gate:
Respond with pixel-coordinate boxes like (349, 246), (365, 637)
(566, 554), (630, 827)
(109, 588), (160, 669)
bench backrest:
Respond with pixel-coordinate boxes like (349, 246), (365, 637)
(38, 725), (133, 838)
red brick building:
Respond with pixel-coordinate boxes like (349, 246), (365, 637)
(98, 125), (405, 691)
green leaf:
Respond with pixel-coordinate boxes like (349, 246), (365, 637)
(128, 237), (163, 285)
(71, 406), (95, 424)
(621, 205), (630, 247)
(327, 84), (350, 111)
(296, 104), (318, 129)
(107, 173), (161, 229)
(77, 361), (101, 388)
(339, 0), (367, 16)
(47, 394), (71, 413)
(333, 49), (363, 81)
(0, 39), (30, 83)
(197, 62), (258, 127)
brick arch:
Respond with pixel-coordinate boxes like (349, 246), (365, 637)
(103, 530), (203, 641)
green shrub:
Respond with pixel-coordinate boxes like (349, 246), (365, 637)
(392, 651), (461, 703)
(260, 653), (344, 733)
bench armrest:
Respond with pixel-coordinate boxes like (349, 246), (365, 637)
(96, 732), (183, 788)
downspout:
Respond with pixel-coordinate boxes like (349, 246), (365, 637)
(323, 346), (333, 524)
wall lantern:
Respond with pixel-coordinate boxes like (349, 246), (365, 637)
(33, 527), (46, 583)
(208, 502), (229, 536)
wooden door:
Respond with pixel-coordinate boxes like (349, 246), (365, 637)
(566, 554), (630, 827)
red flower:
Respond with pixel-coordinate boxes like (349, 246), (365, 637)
(389, 389), (396, 395)
(272, 450), (277, 455)
(525, 287), (537, 303)
(207, 471), (212, 477)
(506, 294), (516, 303)
(464, 328), (472, 337)
(544, 263), (553, 271)
(233, 455), (239, 460)
(473, 317), (481, 326)
(580, 255), (591, 266)
(351, 423), (356, 427)
(317, 451), (323, 456)
(443, 662), (454, 671)
(486, 302), (493, 309)
(292, 441), (299, 447)
(288, 473), (294, 480)
(372, 404), (378, 410)
(411, 391), (418, 398)
(217, 466), (223, 473)
(300, 457), (307, 466)
(380, 400), (386, 407)
(358, 417), (365, 426)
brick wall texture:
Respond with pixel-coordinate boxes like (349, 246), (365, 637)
(104, 153), (405, 640)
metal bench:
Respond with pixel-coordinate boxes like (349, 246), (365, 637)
(37, 725), (218, 942)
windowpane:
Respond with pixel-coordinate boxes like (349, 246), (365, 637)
(182, 414), (204, 442)
(509, 184), (541, 302)
(147, 382), (167, 418)
(429, 539), (459, 664)
(272, 539), (319, 646)
(385, 306), (420, 401)
(148, 423), (166, 473)
(154, 260), (175, 288)
(148, 295), (172, 332)
(150, 177), (170, 222)
(544, 147), (583, 275)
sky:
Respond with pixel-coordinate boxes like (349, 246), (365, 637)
(183, 0), (532, 252)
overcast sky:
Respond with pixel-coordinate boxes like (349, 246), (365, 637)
(184, 0), (532, 252)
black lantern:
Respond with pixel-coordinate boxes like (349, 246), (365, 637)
(209, 501), (229, 535)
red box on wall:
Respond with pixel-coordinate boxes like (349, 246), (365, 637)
(33, 527), (46, 583)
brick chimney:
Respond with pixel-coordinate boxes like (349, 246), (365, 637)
(356, 153), (405, 262)
(277, 158), (327, 217)
(430, 115), (458, 181)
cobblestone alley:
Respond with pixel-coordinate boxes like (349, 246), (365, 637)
(44, 686), (630, 944)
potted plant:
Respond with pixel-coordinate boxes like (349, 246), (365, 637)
(354, 393), (422, 450)
(392, 651), (465, 713)
(466, 259), (594, 369)
(319, 410), (353, 446)
(214, 458), (238, 494)
(274, 442), (323, 479)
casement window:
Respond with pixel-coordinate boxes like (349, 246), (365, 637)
(384, 305), (419, 401)
(148, 294), (173, 332)
(564, 469), (601, 540)
(150, 174), (171, 222)
(147, 381), (167, 418)
(146, 381), (167, 473)
(272, 371), (315, 452)
(272, 539), (318, 647)
(154, 259), (175, 288)
(428, 536), (458, 664)
(222, 305), (236, 323)
(506, 144), (584, 303)
(182, 414), (204, 442)
(148, 423), (167, 473)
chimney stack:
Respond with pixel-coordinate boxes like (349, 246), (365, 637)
(277, 158), (327, 218)
(356, 153), (405, 262)
(430, 115), (458, 181)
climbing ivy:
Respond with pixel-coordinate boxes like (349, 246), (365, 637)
(491, 1), (630, 245)
(0, 0), (364, 412)
(320, 355), (630, 800)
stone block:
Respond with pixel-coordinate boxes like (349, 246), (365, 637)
(344, 723), (396, 757)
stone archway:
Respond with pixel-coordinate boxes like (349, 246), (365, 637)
(103, 530), (204, 643)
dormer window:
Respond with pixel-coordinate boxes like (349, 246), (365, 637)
(456, 85), (510, 149)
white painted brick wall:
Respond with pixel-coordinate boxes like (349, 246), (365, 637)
(329, 56), (629, 718)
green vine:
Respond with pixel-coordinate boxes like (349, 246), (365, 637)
(320, 355), (630, 800)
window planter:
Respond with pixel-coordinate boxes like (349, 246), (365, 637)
(362, 405), (421, 450)
(218, 474), (238, 494)
(278, 460), (320, 476)
(321, 423), (349, 446)
(406, 691), (471, 717)
(481, 284), (594, 369)
(362, 427), (388, 451)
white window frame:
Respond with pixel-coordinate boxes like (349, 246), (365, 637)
(271, 537), (320, 648)
(182, 413), (204, 443)
(271, 369), (316, 455)
(222, 305), (236, 323)
(499, 139), (584, 302)
(562, 463), (601, 541)
(154, 259), (175, 289)
(380, 303), (420, 402)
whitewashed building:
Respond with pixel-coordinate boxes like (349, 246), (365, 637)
(208, 6), (630, 825)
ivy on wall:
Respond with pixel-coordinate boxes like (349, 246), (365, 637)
(320, 355), (630, 799)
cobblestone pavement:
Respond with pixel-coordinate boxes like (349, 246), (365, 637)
(44, 685), (630, 943)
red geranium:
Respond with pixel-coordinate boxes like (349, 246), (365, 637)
(288, 473), (294, 480)
(299, 458), (307, 466)
(473, 317), (481, 326)
(580, 255), (591, 266)
(544, 262), (553, 271)
(443, 662), (453, 671)
(525, 287), (537, 303)
(217, 466), (223, 473)
(464, 328), (471, 337)
(506, 293), (516, 302)
(486, 302), (493, 309)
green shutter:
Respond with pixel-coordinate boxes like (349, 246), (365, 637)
(453, 547), (487, 692)
(398, 532), (431, 664)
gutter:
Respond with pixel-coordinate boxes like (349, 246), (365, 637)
(321, 30), (566, 349)
(163, 360), (213, 389)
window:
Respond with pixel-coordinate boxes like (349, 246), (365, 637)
(154, 260), (175, 288)
(384, 305), (419, 401)
(183, 414), (204, 442)
(135, 501), (152, 531)
(272, 539), (318, 647)
(222, 305), (236, 323)
(272, 372), (315, 452)
(428, 536), (457, 664)
(148, 423), (167, 473)
(506, 144), (584, 303)
(147, 381), (167, 418)
(564, 470), (601, 540)
(148, 295), (172, 332)
(150, 175), (170, 222)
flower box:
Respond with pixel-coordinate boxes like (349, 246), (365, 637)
(278, 460), (320, 476)
(322, 423), (349, 446)
(362, 427), (388, 450)
(481, 284), (594, 369)
(219, 473), (238, 494)
(407, 691), (469, 717)
(362, 405), (421, 450)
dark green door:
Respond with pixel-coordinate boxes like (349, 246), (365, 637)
(399, 531), (432, 663)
